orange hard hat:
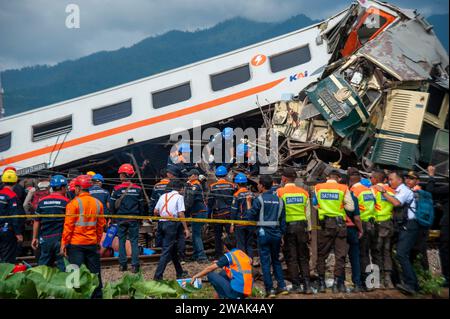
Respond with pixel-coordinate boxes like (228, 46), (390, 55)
(86, 171), (96, 176)
(118, 164), (135, 176)
(74, 175), (93, 189)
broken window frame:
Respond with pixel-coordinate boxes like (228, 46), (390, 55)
(341, 7), (396, 57)
(424, 86), (449, 129)
(0, 132), (12, 152)
(151, 82), (192, 109)
(32, 116), (73, 142)
(92, 99), (133, 126)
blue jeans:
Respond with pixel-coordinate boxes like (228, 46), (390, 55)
(258, 232), (286, 291)
(67, 244), (102, 299)
(192, 211), (207, 260)
(177, 223), (186, 259)
(236, 226), (255, 258)
(346, 227), (361, 287)
(207, 270), (245, 299)
(154, 221), (184, 280)
(396, 219), (422, 291)
(117, 221), (140, 267)
(39, 235), (65, 271)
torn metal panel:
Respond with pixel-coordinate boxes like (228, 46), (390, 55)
(358, 19), (449, 81)
(305, 72), (369, 138)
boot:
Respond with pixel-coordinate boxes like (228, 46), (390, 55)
(332, 277), (346, 293)
(131, 265), (140, 274)
(318, 276), (326, 293)
(384, 272), (394, 290)
(119, 264), (127, 272)
(303, 279), (313, 294)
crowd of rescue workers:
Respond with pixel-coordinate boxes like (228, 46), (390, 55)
(0, 133), (448, 299)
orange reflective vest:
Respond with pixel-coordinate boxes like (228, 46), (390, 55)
(223, 249), (253, 296)
(62, 192), (106, 246)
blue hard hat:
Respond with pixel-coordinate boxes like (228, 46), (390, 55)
(222, 127), (233, 140)
(234, 173), (248, 184)
(361, 178), (372, 188)
(50, 175), (68, 188)
(215, 165), (228, 177)
(92, 173), (104, 182)
(178, 143), (192, 153)
(236, 143), (249, 157)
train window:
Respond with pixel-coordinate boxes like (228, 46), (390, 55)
(93, 100), (132, 126)
(152, 82), (191, 109)
(269, 45), (311, 73)
(210, 64), (251, 91)
(0, 132), (12, 152)
(32, 116), (72, 142)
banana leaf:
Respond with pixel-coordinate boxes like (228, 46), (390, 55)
(0, 270), (38, 299)
(103, 273), (143, 299)
(132, 280), (198, 299)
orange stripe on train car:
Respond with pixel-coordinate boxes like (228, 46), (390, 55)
(1, 77), (285, 166)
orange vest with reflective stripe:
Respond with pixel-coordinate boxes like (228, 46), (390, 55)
(223, 249), (253, 296)
(62, 192), (106, 246)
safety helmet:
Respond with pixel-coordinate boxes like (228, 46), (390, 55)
(234, 173), (248, 184)
(86, 171), (96, 176)
(236, 143), (249, 157)
(2, 166), (16, 173)
(69, 179), (76, 192)
(74, 175), (93, 189)
(92, 173), (104, 183)
(215, 165), (228, 177)
(360, 178), (372, 188)
(50, 175), (68, 188)
(178, 143), (192, 153)
(222, 127), (233, 140)
(118, 164), (135, 176)
(1, 170), (18, 183)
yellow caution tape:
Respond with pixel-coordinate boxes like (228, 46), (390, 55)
(1, 214), (258, 226)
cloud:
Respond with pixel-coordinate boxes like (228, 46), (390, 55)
(0, 0), (447, 72)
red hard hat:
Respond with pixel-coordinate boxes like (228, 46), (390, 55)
(3, 166), (16, 173)
(74, 175), (93, 189)
(118, 164), (135, 175)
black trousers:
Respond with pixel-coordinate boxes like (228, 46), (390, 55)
(67, 244), (103, 299)
(154, 221), (184, 280)
(0, 230), (17, 264)
(282, 221), (310, 286)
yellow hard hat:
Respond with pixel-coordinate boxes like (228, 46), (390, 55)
(86, 171), (96, 176)
(1, 170), (18, 183)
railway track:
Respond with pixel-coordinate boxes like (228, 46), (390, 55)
(17, 248), (217, 268)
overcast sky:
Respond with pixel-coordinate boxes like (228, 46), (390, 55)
(0, 0), (448, 72)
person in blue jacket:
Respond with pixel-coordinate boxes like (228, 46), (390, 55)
(246, 174), (288, 298)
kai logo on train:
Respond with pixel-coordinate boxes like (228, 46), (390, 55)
(289, 70), (308, 82)
(251, 54), (267, 66)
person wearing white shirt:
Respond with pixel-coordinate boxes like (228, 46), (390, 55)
(373, 171), (421, 295)
(153, 180), (190, 280)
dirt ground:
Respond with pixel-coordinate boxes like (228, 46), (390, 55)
(101, 249), (448, 299)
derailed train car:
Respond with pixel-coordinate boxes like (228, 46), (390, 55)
(270, 0), (448, 178)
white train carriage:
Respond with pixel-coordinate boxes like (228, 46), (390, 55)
(0, 10), (348, 175)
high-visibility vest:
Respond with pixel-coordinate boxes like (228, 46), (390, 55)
(372, 184), (395, 222)
(223, 249), (253, 296)
(315, 182), (347, 220)
(351, 184), (376, 222)
(277, 184), (309, 222)
(62, 193), (105, 246)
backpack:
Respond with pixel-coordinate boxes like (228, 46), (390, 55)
(31, 189), (50, 212)
(184, 185), (196, 212)
(411, 190), (435, 228)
